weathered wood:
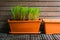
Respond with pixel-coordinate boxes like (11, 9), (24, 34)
(1, 12), (60, 16)
(1, 7), (60, 12)
(1, 2), (60, 7)
(0, 15), (60, 21)
(1, 0), (60, 2)
(0, 12), (11, 15)
(0, 15), (10, 21)
(0, 34), (60, 40)
(40, 12), (60, 16)
(1, 0), (60, 33)
(0, 22), (6, 26)
(39, 16), (60, 19)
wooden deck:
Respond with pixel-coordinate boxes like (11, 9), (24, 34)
(0, 33), (60, 40)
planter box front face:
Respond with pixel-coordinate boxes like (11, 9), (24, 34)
(8, 20), (41, 33)
(43, 19), (60, 34)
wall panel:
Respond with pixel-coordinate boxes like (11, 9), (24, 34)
(0, 0), (60, 32)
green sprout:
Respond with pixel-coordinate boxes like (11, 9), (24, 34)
(21, 7), (28, 20)
(28, 7), (40, 20)
(11, 6), (21, 20)
(11, 6), (40, 20)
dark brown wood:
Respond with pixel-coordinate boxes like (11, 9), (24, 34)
(1, 7), (60, 12)
(40, 12), (60, 16)
(39, 16), (60, 19)
(0, 15), (10, 21)
(1, 2), (60, 7)
(1, 12), (60, 16)
(1, 0), (60, 33)
(0, 12), (11, 15)
(0, 34), (60, 40)
(1, 0), (60, 2)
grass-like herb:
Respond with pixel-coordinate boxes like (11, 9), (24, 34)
(11, 6), (40, 20)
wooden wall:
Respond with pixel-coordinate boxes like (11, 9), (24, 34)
(0, 0), (60, 33)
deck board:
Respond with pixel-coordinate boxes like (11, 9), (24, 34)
(0, 33), (60, 40)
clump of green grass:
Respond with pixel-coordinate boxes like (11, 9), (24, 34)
(11, 6), (40, 20)
(11, 6), (21, 20)
(21, 7), (28, 20)
(28, 7), (40, 20)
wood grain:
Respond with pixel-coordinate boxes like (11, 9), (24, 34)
(40, 12), (60, 16)
(1, 12), (60, 17)
(1, 0), (60, 2)
(1, 7), (60, 12)
(0, 0), (60, 32)
(1, 12), (60, 21)
(1, 2), (60, 7)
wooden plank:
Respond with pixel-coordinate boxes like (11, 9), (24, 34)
(0, 2), (4, 6)
(39, 16), (60, 19)
(0, 14), (60, 21)
(0, 22), (6, 26)
(1, 7), (60, 12)
(1, 12), (60, 21)
(0, 16), (60, 21)
(1, 2), (60, 7)
(1, 0), (60, 2)
(0, 15), (10, 21)
(40, 12), (60, 16)
(0, 22), (7, 27)
(1, 12), (60, 16)
(0, 12), (11, 15)
(0, 7), (11, 11)
(40, 7), (60, 12)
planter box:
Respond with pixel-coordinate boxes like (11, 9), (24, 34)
(8, 20), (41, 34)
(43, 19), (60, 34)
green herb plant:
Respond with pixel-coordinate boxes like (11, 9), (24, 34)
(11, 6), (40, 20)
(11, 6), (21, 20)
(28, 7), (40, 20)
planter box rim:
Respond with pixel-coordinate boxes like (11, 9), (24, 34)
(8, 19), (40, 23)
(43, 19), (60, 23)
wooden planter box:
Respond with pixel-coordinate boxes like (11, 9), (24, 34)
(8, 19), (41, 34)
(43, 19), (60, 34)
